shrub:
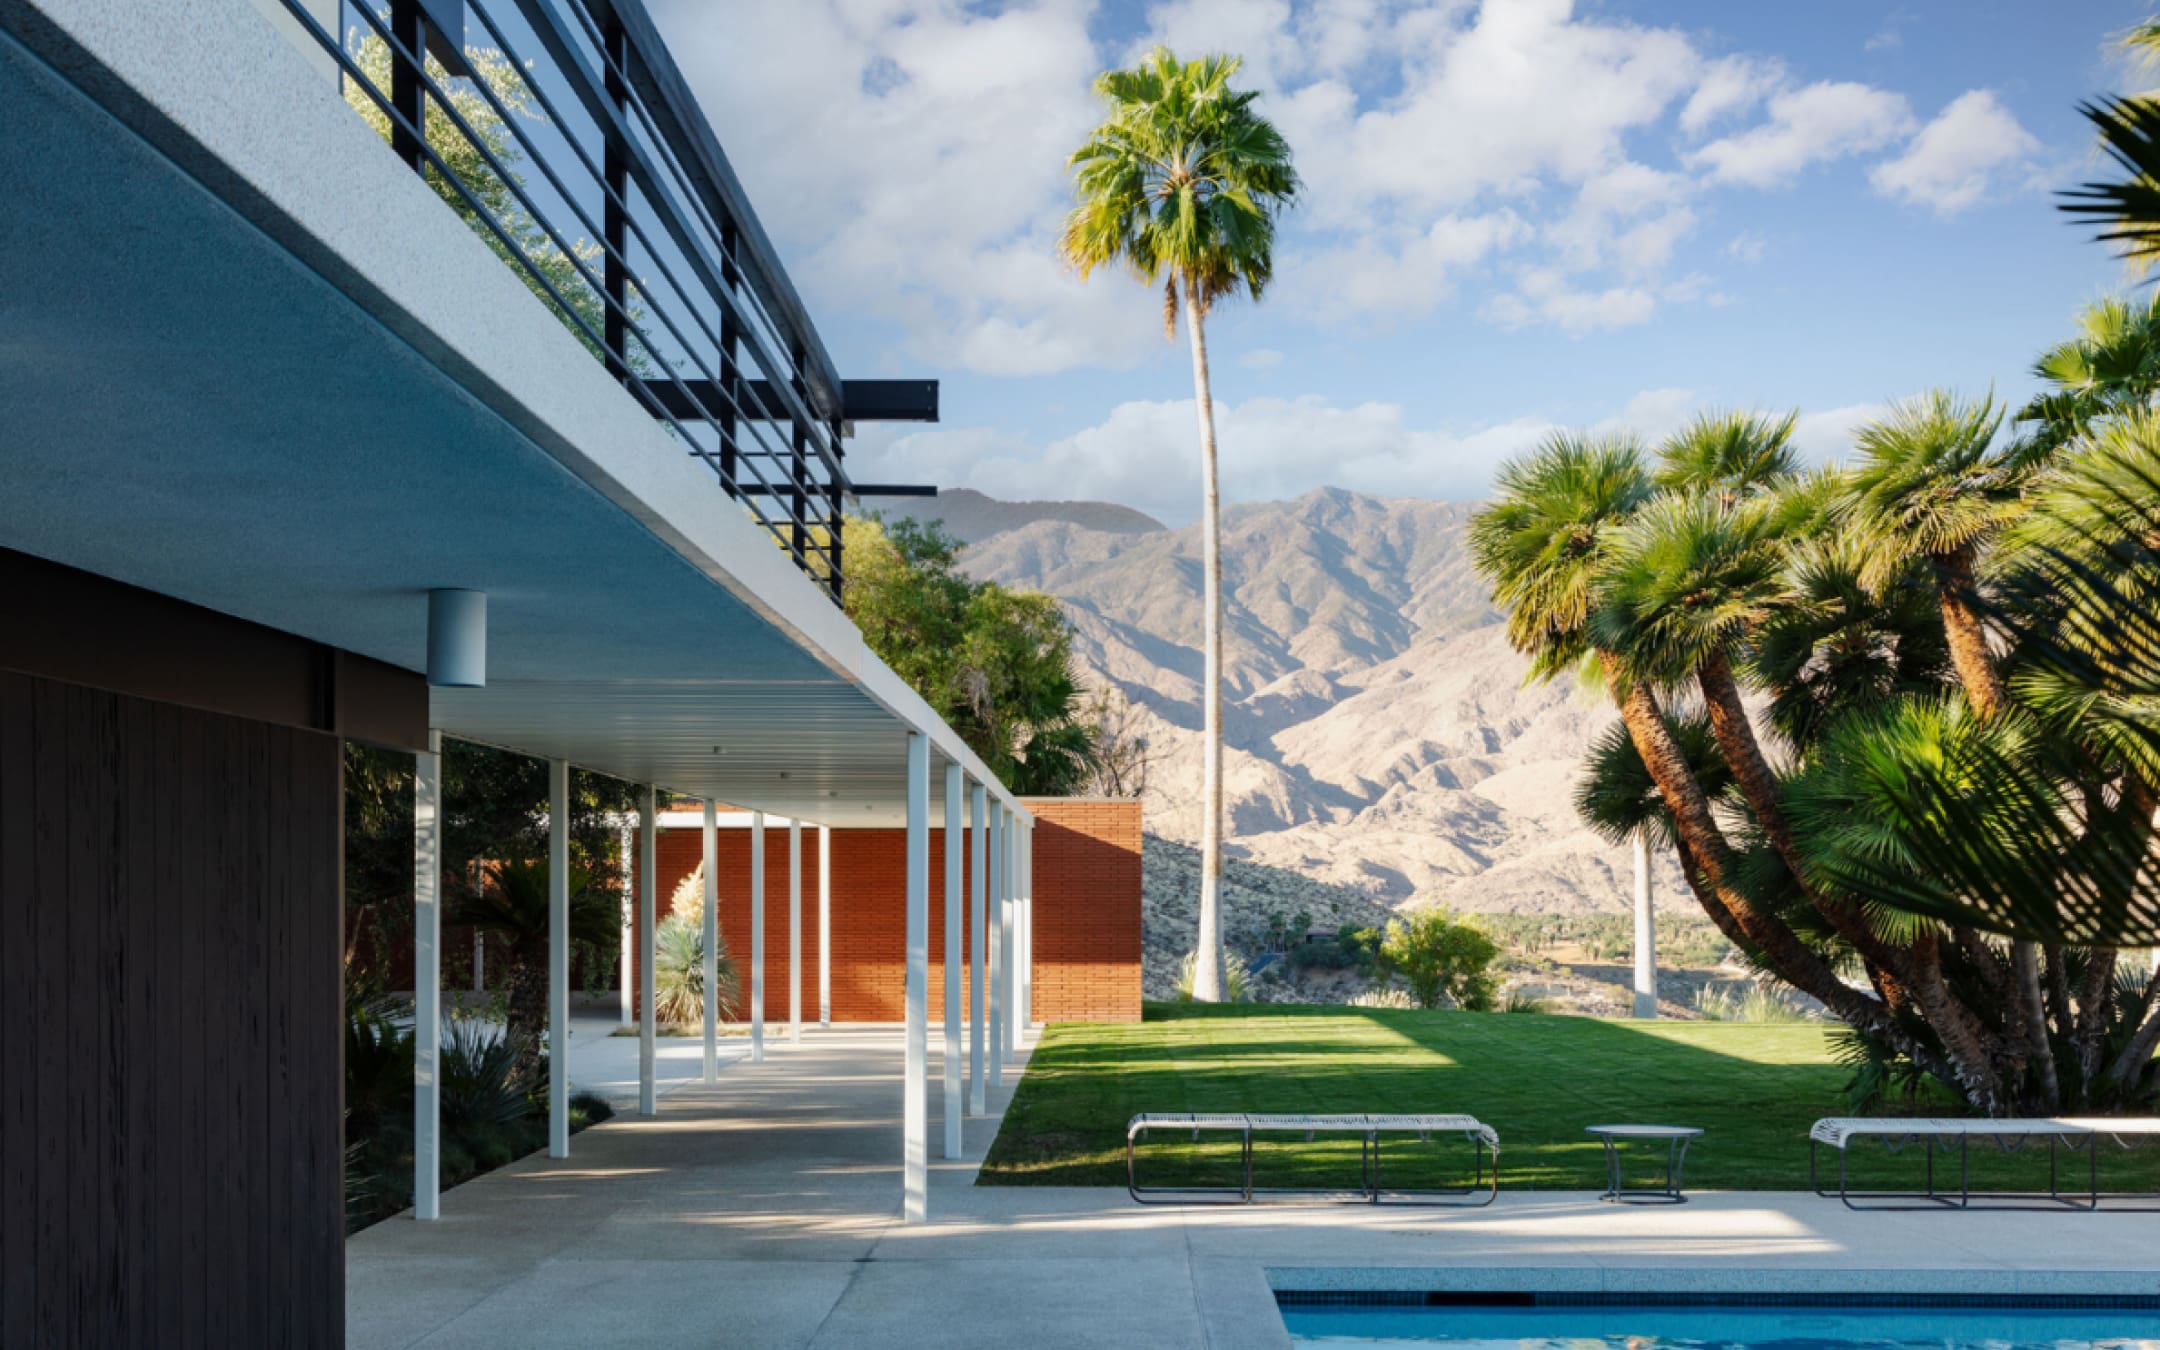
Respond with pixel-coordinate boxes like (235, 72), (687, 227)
(1348, 985), (1415, 1009)
(1377, 908), (1500, 1010)
(1694, 981), (1817, 1023)
(1287, 939), (1354, 972)
(1500, 987), (1551, 1014)
(1174, 949), (1251, 1003)
(1337, 926), (1383, 970)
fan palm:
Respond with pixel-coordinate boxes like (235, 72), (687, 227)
(1652, 408), (1800, 505)
(446, 857), (616, 1078)
(2061, 19), (2160, 274)
(2016, 294), (2160, 459)
(1845, 391), (2023, 717)
(1470, 436), (1906, 1052)
(1059, 47), (1297, 1000)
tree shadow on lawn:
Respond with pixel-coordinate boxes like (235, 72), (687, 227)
(978, 1003), (2160, 1195)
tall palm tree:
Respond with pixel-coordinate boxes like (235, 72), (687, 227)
(1058, 48), (1298, 1000)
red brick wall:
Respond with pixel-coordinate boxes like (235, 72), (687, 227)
(1025, 798), (1144, 1024)
(633, 797), (1141, 1024)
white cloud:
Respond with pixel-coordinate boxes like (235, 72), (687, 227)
(649, 2), (2021, 367)
(1725, 231), (1766, 263)
(1240, 348), (1287, 370)
(1296, 210), (1529, 318)
(853, 388), (1895, 521)
(1869, 90), (2041, 215)
(859, 394), (1558, 520)
(1679, 55), (1782, 137)
(1791, 402), (1888, 464)
(1690, 80), (1915, 187)
(648, 0), (1142, 377)
(1484, 268), (1659, 336)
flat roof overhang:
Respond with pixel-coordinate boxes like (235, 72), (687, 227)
(0, 0), (1020, 828)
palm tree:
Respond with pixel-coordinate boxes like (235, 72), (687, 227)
(2016, 294), (2160, 459)
(1651, 408), (1799, 505)
(2061, 19), (2160, 271)
(1599, 433), (1970, 1056)
(1468, 436), (1916, 1057)
(1845, 391), (2024, 717)
(1058, 47), (1298, 1000)
(446, 857), (617, 1078)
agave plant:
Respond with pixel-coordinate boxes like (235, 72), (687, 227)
(652, 911), (743, 1026)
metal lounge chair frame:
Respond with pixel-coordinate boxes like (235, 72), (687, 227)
(1126, 1112), (1499, 1207)
(1808, 1117), (2106, 1211)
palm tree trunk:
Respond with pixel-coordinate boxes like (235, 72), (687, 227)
(1695, 647), (1913, 995)
(2075, 947), (2119, 1091)
(2011, 939), (2062, 1110)
(1184, 285), (1227, 1004)
(1606, 656), (1978, 1093)
(1932, 548), (2007, 718)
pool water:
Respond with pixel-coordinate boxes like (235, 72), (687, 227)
(1280, 1301), (2160, 1349)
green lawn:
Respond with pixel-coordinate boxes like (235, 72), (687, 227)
(978, 1003), (2160, 1193)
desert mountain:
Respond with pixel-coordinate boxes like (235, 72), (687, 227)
(875, 486), (1167, 545)
(942, 487), (1689, 952)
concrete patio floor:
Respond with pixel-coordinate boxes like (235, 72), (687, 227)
(348, 1028), (2160, 1349)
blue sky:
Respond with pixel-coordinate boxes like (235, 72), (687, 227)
(649, 0), (2152, 524)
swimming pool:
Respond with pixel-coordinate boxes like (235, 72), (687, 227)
(1278, 1294), (2160, 1349)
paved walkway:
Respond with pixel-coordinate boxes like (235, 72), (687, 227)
(349, 1029), (2160, 1350)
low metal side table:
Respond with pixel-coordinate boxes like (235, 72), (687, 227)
(1587, 1125), (1702, 1204)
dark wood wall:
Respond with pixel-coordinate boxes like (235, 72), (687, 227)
(0, 670), (347, 1348)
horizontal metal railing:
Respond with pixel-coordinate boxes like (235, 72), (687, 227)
(278, 0), (852, 600)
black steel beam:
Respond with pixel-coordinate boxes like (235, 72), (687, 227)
(638, 378), (938, 423)
(851, 484), (940, 498)
(837, 380), (939, 423)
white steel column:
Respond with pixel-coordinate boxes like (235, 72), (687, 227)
(638, 785), (657, 1116)
(1632, 828), (1657, 1020)
(549, 758), (571, 1155)
(1002, 807), (1019, 1065)
(413, 729), (442, 1220)
(986, 802), (1003, 1088)
(903, 733), (931, 1223)
(750, 810), (766, 1062)
(789, 818), (802, 1041)
(818, 825), (832, 1028)
(702, 800), (720, 1082)
(968, 783), (987, 1115)
(1020, 820), (1033, 1033)
(618, 818), (634, 1026)
(943, 765), (964, 1157)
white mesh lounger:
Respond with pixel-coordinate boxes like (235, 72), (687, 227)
(1809, 1117), (2103, 1210)
(1126, 1112), (1499, 1206)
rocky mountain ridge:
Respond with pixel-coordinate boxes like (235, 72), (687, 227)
(941, 487), (1688, 954)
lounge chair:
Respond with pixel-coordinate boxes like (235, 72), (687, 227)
(1126, 1111), (1498, 1206)
(1809, 1116), (2160, 1210)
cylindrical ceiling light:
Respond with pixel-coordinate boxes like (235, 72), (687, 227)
(426, 588), (487, 688)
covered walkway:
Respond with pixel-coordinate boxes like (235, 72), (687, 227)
(351, 1030), (2160, 1350)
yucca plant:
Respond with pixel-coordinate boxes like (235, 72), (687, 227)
(652, 911), (743, 1026)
